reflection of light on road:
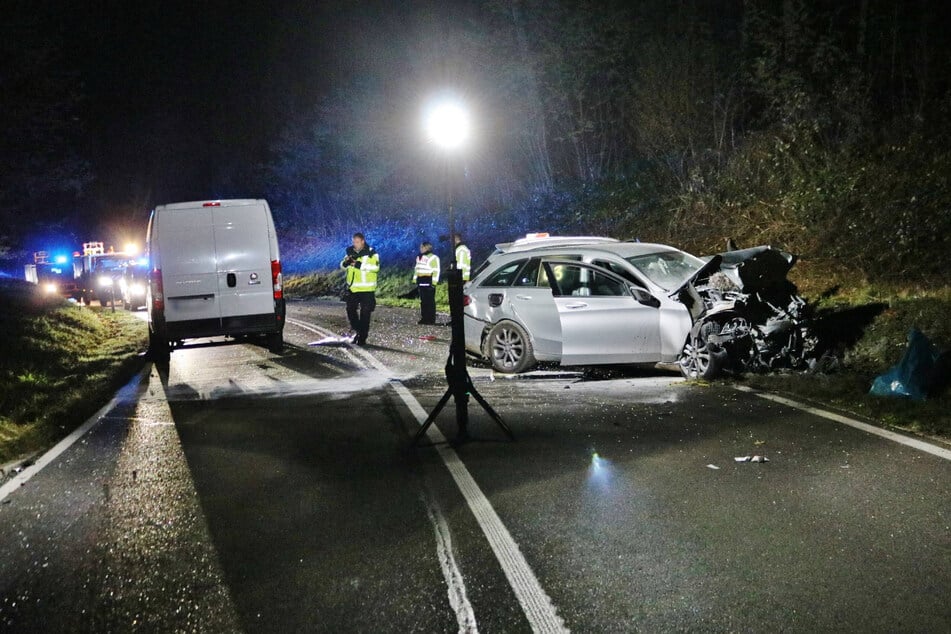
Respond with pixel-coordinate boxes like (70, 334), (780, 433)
(586, 450), (614, 492)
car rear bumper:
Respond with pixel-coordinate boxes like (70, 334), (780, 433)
(161, 300), (286, 340)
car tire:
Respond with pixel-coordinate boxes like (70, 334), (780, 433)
(487, 321), (535, 373)
(149, 326), (170, 364)
(266, 331), (283, 354)
(679, 323), (727, 380)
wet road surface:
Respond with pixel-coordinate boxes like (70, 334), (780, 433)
(1, 299), (949, 632)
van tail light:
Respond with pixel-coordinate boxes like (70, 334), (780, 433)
(202, 201), (221, 207)
(151, 269), (164, 312)
(463, 294), (471, 306)
(271, 260), (283, 299)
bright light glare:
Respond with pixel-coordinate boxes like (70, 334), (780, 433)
(130, 283), (145, 295)
(44, 283), (58, 294)
(54, 255), (68, 264)
(424, 99), (470, 150)
(125, 243), (139, 255)
(99, 276), (113, 287)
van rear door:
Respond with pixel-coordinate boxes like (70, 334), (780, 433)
(160, 208), (221, 324)
(213, 203), (275, 320)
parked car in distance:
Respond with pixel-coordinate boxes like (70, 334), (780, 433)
(146, 199), (285, 362)
(119, 260), (149, 311)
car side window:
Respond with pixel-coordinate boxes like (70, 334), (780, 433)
(537, 255), (581, 287)
(588, 270), (627, 296)
(592, 259), (643, 287)
(549, 264), (627, 297)
(480, 259), (527, 287)
(513, 259), (540, 287)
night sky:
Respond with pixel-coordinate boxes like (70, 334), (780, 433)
(6, 1), (949, 280)
(66, 2), (340, 223)
(7, 1), (462, 244)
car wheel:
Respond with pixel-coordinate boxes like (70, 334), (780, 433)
(149, 328), (170, 364)
(679, 322), (727, 380)
(266, 331), (283, 354)
(487, 321), (535, 373)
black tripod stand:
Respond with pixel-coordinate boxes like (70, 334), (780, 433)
(411, 263), (513, 446)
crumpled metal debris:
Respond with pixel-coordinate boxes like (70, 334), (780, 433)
(734, 455), (769, 463)
(683, 246), (820, 375)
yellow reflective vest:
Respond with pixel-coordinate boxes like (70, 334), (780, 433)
(455, 243), (471, 281)
(413, 252), (440, 285)
(341, 247), (380, 292)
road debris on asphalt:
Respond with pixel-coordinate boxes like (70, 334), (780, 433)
(307, 336), (353, 346)
(734, 455), (770, 463)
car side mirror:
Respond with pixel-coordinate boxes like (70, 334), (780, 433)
(630, 286), (660, 308)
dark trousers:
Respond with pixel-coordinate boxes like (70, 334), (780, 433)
(346, 291), (375, 343)
(418, 284), (436, 324)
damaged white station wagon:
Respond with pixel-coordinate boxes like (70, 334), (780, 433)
(464, 235), (816, 379)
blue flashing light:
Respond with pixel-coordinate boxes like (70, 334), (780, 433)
(137, 257), (149, 266)
(54, 255), (68, 264)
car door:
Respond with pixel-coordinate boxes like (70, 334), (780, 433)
(213, 203), (275, 320)
(159, 208), (222, 325)
(542, 261), (662, 365)
(507, 258), (562, 358)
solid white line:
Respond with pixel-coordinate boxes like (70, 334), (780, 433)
(0, 366), (149, 503)
(734, 385), (951, 461)
(287, 317), (569, 633)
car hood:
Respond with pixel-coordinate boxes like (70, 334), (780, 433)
(716, 245), (797, 291)
(671, 254), (723, 297)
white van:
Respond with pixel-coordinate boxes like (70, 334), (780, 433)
(146, 199), (285, 361)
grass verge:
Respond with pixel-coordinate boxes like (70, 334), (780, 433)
(741, 286), (951, 439)
(0, 280), (148, 464)
(285, 268), (451, 312)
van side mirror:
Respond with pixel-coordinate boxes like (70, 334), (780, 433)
(630, 286), (660, 308)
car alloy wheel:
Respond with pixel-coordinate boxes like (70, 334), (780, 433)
(487, 321), (535, 373)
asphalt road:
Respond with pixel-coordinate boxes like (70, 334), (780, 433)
(1, 299), (948, 632)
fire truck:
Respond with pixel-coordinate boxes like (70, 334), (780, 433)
(23, 251), (79, 298)
(73, 242), (132, 306)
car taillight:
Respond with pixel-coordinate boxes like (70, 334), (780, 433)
(463, 294), (471, 306)
(151, 269), (164, 311)
(271, 260), (283, 299)
(202, 201), (221, 207)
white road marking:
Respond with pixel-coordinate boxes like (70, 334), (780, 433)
(287, 317), (569, 634)
(423, 492), (479, 634)
(0, 367), (150, 503)
(734, 385), (951, 461)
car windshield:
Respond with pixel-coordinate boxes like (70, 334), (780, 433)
(625, 251), (705, 291)
(94, 256), (127, 272)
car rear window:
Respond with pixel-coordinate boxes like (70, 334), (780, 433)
(480, 259), (527, 287)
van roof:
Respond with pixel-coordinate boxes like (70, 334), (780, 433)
(156, 199), (266, 210)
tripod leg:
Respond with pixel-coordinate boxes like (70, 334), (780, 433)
(411, 387), (453, 446)
(466, 377), (515, 440)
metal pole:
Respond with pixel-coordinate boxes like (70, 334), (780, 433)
(444, 157), (469, 440)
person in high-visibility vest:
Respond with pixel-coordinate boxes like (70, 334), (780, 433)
(453, 233), (471, 282)
(340, 232), (379, 345)
(413, 241), (440, 325)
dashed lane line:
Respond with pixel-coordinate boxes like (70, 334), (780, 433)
(734, 385), (951, 461)
(286, 317), (569, 634)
